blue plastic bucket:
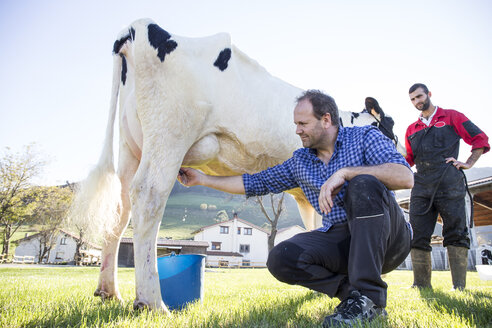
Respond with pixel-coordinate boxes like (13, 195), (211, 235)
(157, 253), (205, 310)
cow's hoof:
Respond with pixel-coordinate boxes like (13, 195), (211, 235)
(94, 289), (123, 303)
(133, 300), (150, 311)
(94, 288), (110, 300)
(133, 300), (171, 315)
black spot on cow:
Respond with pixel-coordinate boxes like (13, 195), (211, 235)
(482, 249), (492, 265)
(113, 29), (134, 54)
(371, 121), (378, 127)
(147, 24), (177, 62)
(121, 55), (127, 85)
(350, 112), (359, 124)
(214, 48), (232, 71)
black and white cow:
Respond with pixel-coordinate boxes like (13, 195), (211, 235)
(71, 18), (404, 312)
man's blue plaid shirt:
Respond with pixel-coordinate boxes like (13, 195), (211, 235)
(242, 125), (410, 232)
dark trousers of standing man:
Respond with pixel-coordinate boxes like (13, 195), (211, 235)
(267, 175), (412, 308)
(410, 166), (470, 251)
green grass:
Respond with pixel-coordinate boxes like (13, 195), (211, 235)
(1, 267), (492, 327)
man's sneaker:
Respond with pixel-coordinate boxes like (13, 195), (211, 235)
(322, 290), (387, 327)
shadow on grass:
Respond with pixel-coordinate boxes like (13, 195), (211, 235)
(25, 292), (332, 328)
(212, 291), (330, 328)
(418, 287), (492, 327)
(22, 295), (150, 328)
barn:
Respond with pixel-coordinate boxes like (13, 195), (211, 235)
(118, 237), (209, 267)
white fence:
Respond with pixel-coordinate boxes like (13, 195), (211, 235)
(12, 255), (35, 264)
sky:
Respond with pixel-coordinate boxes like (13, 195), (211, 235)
(1, 0), (491, 186)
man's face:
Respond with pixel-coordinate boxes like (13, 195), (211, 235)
(294, 99), (325, 148)
(409, 87), (431, 111)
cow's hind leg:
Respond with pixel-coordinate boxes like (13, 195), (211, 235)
(94, 143), (139, 301)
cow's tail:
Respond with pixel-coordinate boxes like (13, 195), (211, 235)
(69, 54), (123, 242)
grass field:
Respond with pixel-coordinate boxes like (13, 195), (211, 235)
(1, 266), (492, 327)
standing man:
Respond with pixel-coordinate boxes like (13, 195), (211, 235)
(179, 90), (413, 327)
(405, 83), (489, 290)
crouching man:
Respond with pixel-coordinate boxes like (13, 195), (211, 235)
(178, 90), (413, 327)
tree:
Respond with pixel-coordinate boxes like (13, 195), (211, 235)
(72, 223), (87, 266)
(256, 192), (286, 252)
(31, 185), (73, 262)
(214, 209), (229, 223)
(0, 145), (46, 255)
(62, 181), (88, 265)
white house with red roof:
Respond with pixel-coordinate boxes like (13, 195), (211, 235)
(192, 213), (305, 267)
(192, 213), (269, 267)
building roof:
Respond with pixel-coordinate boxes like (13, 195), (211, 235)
(120, 237), (209, 247)
(191, 215), (269, 235)
(398, 175), (492, 227)
(15, 228), (102, 249)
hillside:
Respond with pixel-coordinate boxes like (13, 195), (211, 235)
(395, 166), (492, 200)
(151, 182), (303, 240)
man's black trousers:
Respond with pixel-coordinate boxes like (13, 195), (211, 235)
(410, 167), (470, 251)
(267, 175), (411, 307)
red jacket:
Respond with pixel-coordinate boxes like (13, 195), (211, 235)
(405, 107), (489, 169)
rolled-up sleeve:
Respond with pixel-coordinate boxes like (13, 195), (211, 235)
(451, 110), (490, 154)
(242, 157), (299, 198)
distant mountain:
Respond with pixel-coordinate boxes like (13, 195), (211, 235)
(395, 166), (492, 201)
(158, 181), (303, 239)
(463, 166), (492, 181)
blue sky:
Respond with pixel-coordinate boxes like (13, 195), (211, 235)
(1, 0), (491, 185)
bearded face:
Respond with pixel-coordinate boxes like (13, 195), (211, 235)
(417, 95), (431, 111)
(409, 88), (432, 112)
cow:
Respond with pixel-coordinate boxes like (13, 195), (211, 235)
(70, 18), (405, 313)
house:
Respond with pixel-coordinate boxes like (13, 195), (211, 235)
(14, 229), (101, 264)
(275, 225), (306, 246)
(397, 172), (492, 270)
(118, 237), (209, 267)
(192, 214), (304, 267)
(193, 213), (269, 267)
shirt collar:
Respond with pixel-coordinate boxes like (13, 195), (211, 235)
(335, 126), (345, 147)
(418, 106), (440, 126)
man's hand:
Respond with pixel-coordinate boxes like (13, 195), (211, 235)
(177, 167), (246, 194)
(319, 169), (346, 215)
(445, 157), (471, 170)
(177, 167), (204, 187)
(446, 148), (484, 170)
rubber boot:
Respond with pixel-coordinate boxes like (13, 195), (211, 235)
(447, 246), (468, 290)
(411, 249), (432, 289)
